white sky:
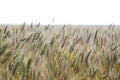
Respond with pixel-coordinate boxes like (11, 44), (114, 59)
(0, 0), (120, 24)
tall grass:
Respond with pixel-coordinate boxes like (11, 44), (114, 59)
(0, 24), (120, 80)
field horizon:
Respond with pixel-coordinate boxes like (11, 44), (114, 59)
(1, 24), (120, 27)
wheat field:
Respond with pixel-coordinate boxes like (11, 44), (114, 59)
(0, 24), (120, 80)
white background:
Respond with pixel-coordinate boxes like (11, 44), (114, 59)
(0, 0), (120, 24)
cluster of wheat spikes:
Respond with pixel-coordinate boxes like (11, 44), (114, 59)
(0, 24), (120, 80)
